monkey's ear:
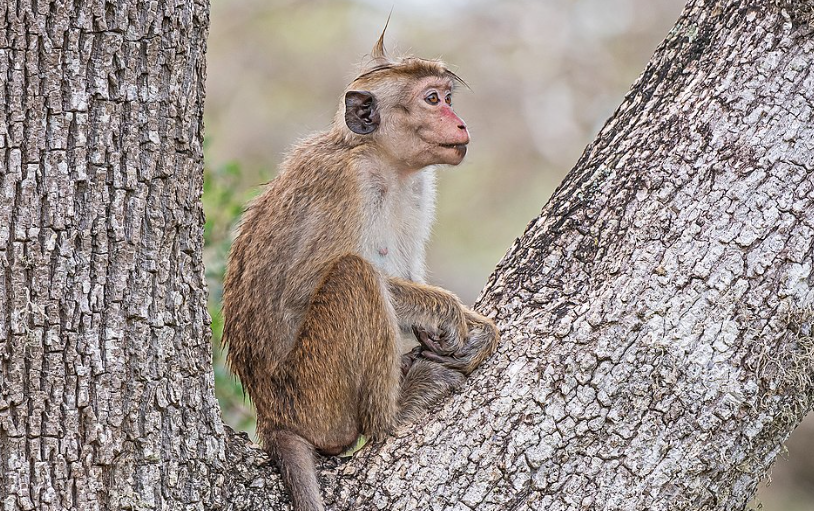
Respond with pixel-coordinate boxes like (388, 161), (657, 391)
(344, 91), (380, 135)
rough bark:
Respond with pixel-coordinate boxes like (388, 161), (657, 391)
(2, 0), (814, 510)
(0, 0), (224, 509)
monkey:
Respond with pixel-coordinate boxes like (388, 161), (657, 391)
(221, 31), (500, 511)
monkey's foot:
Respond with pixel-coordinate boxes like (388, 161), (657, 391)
(400, 346), (424, 379)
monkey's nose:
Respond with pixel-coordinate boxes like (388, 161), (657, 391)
(458, 126), (470, 145)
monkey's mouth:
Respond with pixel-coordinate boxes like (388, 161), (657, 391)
(439, 143), (468, 157)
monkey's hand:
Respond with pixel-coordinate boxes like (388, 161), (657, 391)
(411, 302), (469, 357)
(388, 278), (469, 353)
(419, 310), (500, 375)
(412, 323), (464, 358)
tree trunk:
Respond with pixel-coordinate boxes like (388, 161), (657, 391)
(0, 0), (226, 509)
(2, 1), (813, 511)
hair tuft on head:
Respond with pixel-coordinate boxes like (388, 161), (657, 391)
(348, 11), (465, 89)
(371, 11), (392, 61)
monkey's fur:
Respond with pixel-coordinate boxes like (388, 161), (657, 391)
(222, 33), (500, 511)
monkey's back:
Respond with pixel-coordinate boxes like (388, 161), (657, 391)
(222, 133), (365, 394)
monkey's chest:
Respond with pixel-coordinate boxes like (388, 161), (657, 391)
(360, 215), (425, 281)
(359, 189), (433, 282)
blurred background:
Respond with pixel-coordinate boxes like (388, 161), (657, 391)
(201, 1), (814, 508)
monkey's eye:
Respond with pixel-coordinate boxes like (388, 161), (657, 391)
(445, 93), (452, 106)
(425, 92), (440, 105)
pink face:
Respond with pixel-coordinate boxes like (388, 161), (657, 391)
(410, 77), (470, 166)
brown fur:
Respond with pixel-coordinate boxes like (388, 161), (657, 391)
(222, 36), (500, 511)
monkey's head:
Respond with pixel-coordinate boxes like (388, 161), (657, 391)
(336, 33), (470, 172)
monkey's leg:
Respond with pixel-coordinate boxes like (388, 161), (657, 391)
(301, 254), (402, 443)
(302, 255), (468, 436)
(397, 357), (464, 424)
(258, 255), (402, 511)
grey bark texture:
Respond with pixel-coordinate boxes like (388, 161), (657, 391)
(0, 0), (225, 509)
(2, 0), (814, 511)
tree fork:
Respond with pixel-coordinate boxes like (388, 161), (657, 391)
(1, 0), (813, 510)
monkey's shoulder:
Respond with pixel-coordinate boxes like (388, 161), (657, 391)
(244, 145), (360, 220)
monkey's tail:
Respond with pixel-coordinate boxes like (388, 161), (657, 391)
(266, 430), (324, 511)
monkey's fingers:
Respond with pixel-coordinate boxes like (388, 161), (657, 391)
(423, 339), (493, 375)
(414, 327), (448, 354)
(437, 327), (466, 352)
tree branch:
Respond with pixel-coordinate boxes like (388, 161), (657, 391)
(253, 2), (814, 509)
